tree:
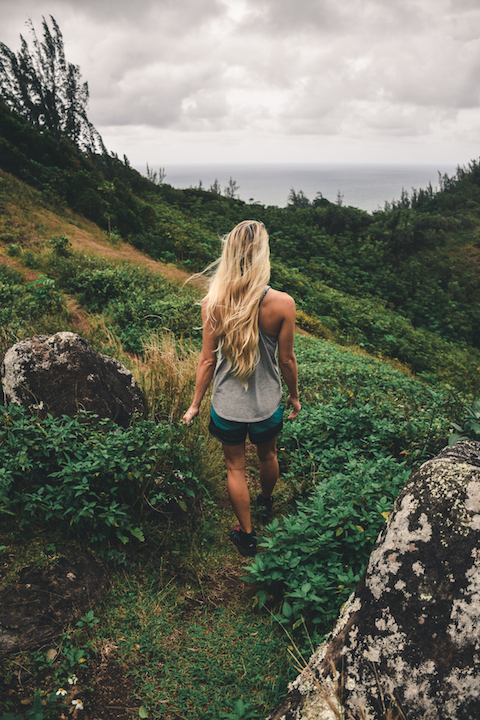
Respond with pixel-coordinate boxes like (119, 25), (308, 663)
(312, 191), (331, 208)
(0, 15), (104, 153)
(209, 178), (221, 194)
(146, 163), (166, 185)
(224, 176), (239, 199)
(287, 188), (311, 208)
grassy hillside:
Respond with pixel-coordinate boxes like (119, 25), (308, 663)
(0, 103), (478, 719)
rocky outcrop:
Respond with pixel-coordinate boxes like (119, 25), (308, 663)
(1, 332), (145, 426)
(268, 440), (480, 720)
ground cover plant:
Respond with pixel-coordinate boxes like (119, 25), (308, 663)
(0, 405), (209, 564)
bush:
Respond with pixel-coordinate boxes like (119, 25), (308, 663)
(248, 454), (410, 637)
(6, 243), (21, 257)
(0, 406), (203, 562)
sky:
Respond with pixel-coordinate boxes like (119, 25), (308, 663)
(1, 0), (480, 168)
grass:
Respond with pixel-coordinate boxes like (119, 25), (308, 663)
(99, 561), (293, 719)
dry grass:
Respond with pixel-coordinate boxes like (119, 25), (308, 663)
(133, 334), (200, 423)
(281, 621), (406, 720)
(132, 333), (224, 490)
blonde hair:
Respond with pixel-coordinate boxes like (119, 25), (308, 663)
(204, 220), (271, 385)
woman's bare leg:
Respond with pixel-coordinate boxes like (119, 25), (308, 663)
(222, 443), (252, 534)
(256, 437), (279, 499)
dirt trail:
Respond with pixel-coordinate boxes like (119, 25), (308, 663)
(0, 201), (206, 288)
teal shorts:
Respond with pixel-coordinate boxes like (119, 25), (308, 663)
(209, 405), (283, 446)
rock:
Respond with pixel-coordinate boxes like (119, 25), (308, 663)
(0, 548), (109, 655)
(268, 440), (480, 720)
(1, 332), (145, 426)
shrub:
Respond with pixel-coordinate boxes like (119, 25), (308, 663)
(6, 243), (21, 257)
(449, 399), (480, 445)
(248, 454), (410, 637)
(46, 234), (72, 256)
(22, 249), (40, 269)
(26, 277), (66, 316)
(0, 406), (204, 562)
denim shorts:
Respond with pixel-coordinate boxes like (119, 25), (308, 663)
(209, 405), (283, 446)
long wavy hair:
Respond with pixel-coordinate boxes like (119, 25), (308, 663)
(204, 220), (271, 385)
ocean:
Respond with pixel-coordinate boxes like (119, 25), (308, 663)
(143, 163), (458, 214)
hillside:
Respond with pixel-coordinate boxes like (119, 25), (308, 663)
(0, 101), (479, 720)
(1, 97), (480, 392)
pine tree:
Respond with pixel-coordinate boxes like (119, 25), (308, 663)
(0, 16), (104, 153)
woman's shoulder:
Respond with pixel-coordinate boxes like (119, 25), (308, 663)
(264, 288), (295, 309)
(259, 289), (295, 336)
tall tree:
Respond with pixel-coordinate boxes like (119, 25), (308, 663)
(0, 16), (104, 153)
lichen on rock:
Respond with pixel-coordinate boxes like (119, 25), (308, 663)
(1, 332), (145, 426)
(267, 440), (480, 720)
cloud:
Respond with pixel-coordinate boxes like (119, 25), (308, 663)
(2, 0), (480, 163)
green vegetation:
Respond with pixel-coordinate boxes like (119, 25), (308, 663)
(0, 406), (207, 563)
(0, 54), (479, 718)
(0, 16), (104, 152)
(246, 336), (457, 640)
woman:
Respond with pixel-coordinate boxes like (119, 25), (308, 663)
(183, 220), (301, 557)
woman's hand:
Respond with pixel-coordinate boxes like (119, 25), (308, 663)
(286, 395), (301, 420)
(183, 405), (199, 424)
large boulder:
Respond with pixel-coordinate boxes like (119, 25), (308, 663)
(269, 440), (480, 720)
(1, 332), (145, 426)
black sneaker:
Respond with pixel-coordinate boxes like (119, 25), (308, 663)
(229, 526), (257, 557)
(256, 494), (274, 520)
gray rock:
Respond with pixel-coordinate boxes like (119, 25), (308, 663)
(1, 332), (145, 426)
(0, 549), (108, 655)
(268, 440), (480, 720)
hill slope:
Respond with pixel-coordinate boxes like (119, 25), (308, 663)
(1, 98), (480, 395)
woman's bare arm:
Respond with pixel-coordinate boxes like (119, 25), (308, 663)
(277, 294), (301, 420)
(183, 304), (217, 423)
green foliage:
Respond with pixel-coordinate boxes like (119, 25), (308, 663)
(47, 253), (203, 349)
(6, 242), (21, 256)
(245, 335), (455, 640)
(249, 454), (409, 636)
(46, 234), (72, 256)
(0, 406), (202, 562)
(0, 16), (104, 152)
(22, 249), (40, 269)
(270, 263), (480, 394)
(0, 610), (101, 719)
(221, 698), (261, 719)
(0, 691), (44, 720)
(449, 399), (480, 445)
(26, 277), (66, 315)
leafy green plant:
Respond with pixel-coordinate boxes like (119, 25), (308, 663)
(6, 243), (21, 257)
(26, 277), (66, 315)
(0, 692), (44, 720)
(0, 406), (202, 561)
(46, 234), (72, 256)
(449, 399), (480, 445)
(221, 698), (261, 719)
(248, 454), (409, 638)
(76, 610), (100, 629)
(22, 249), (40, 269)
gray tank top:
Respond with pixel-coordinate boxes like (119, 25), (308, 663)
(211, 287), (282, 422)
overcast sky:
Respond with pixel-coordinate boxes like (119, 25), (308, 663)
(1, 0), (480, 168)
